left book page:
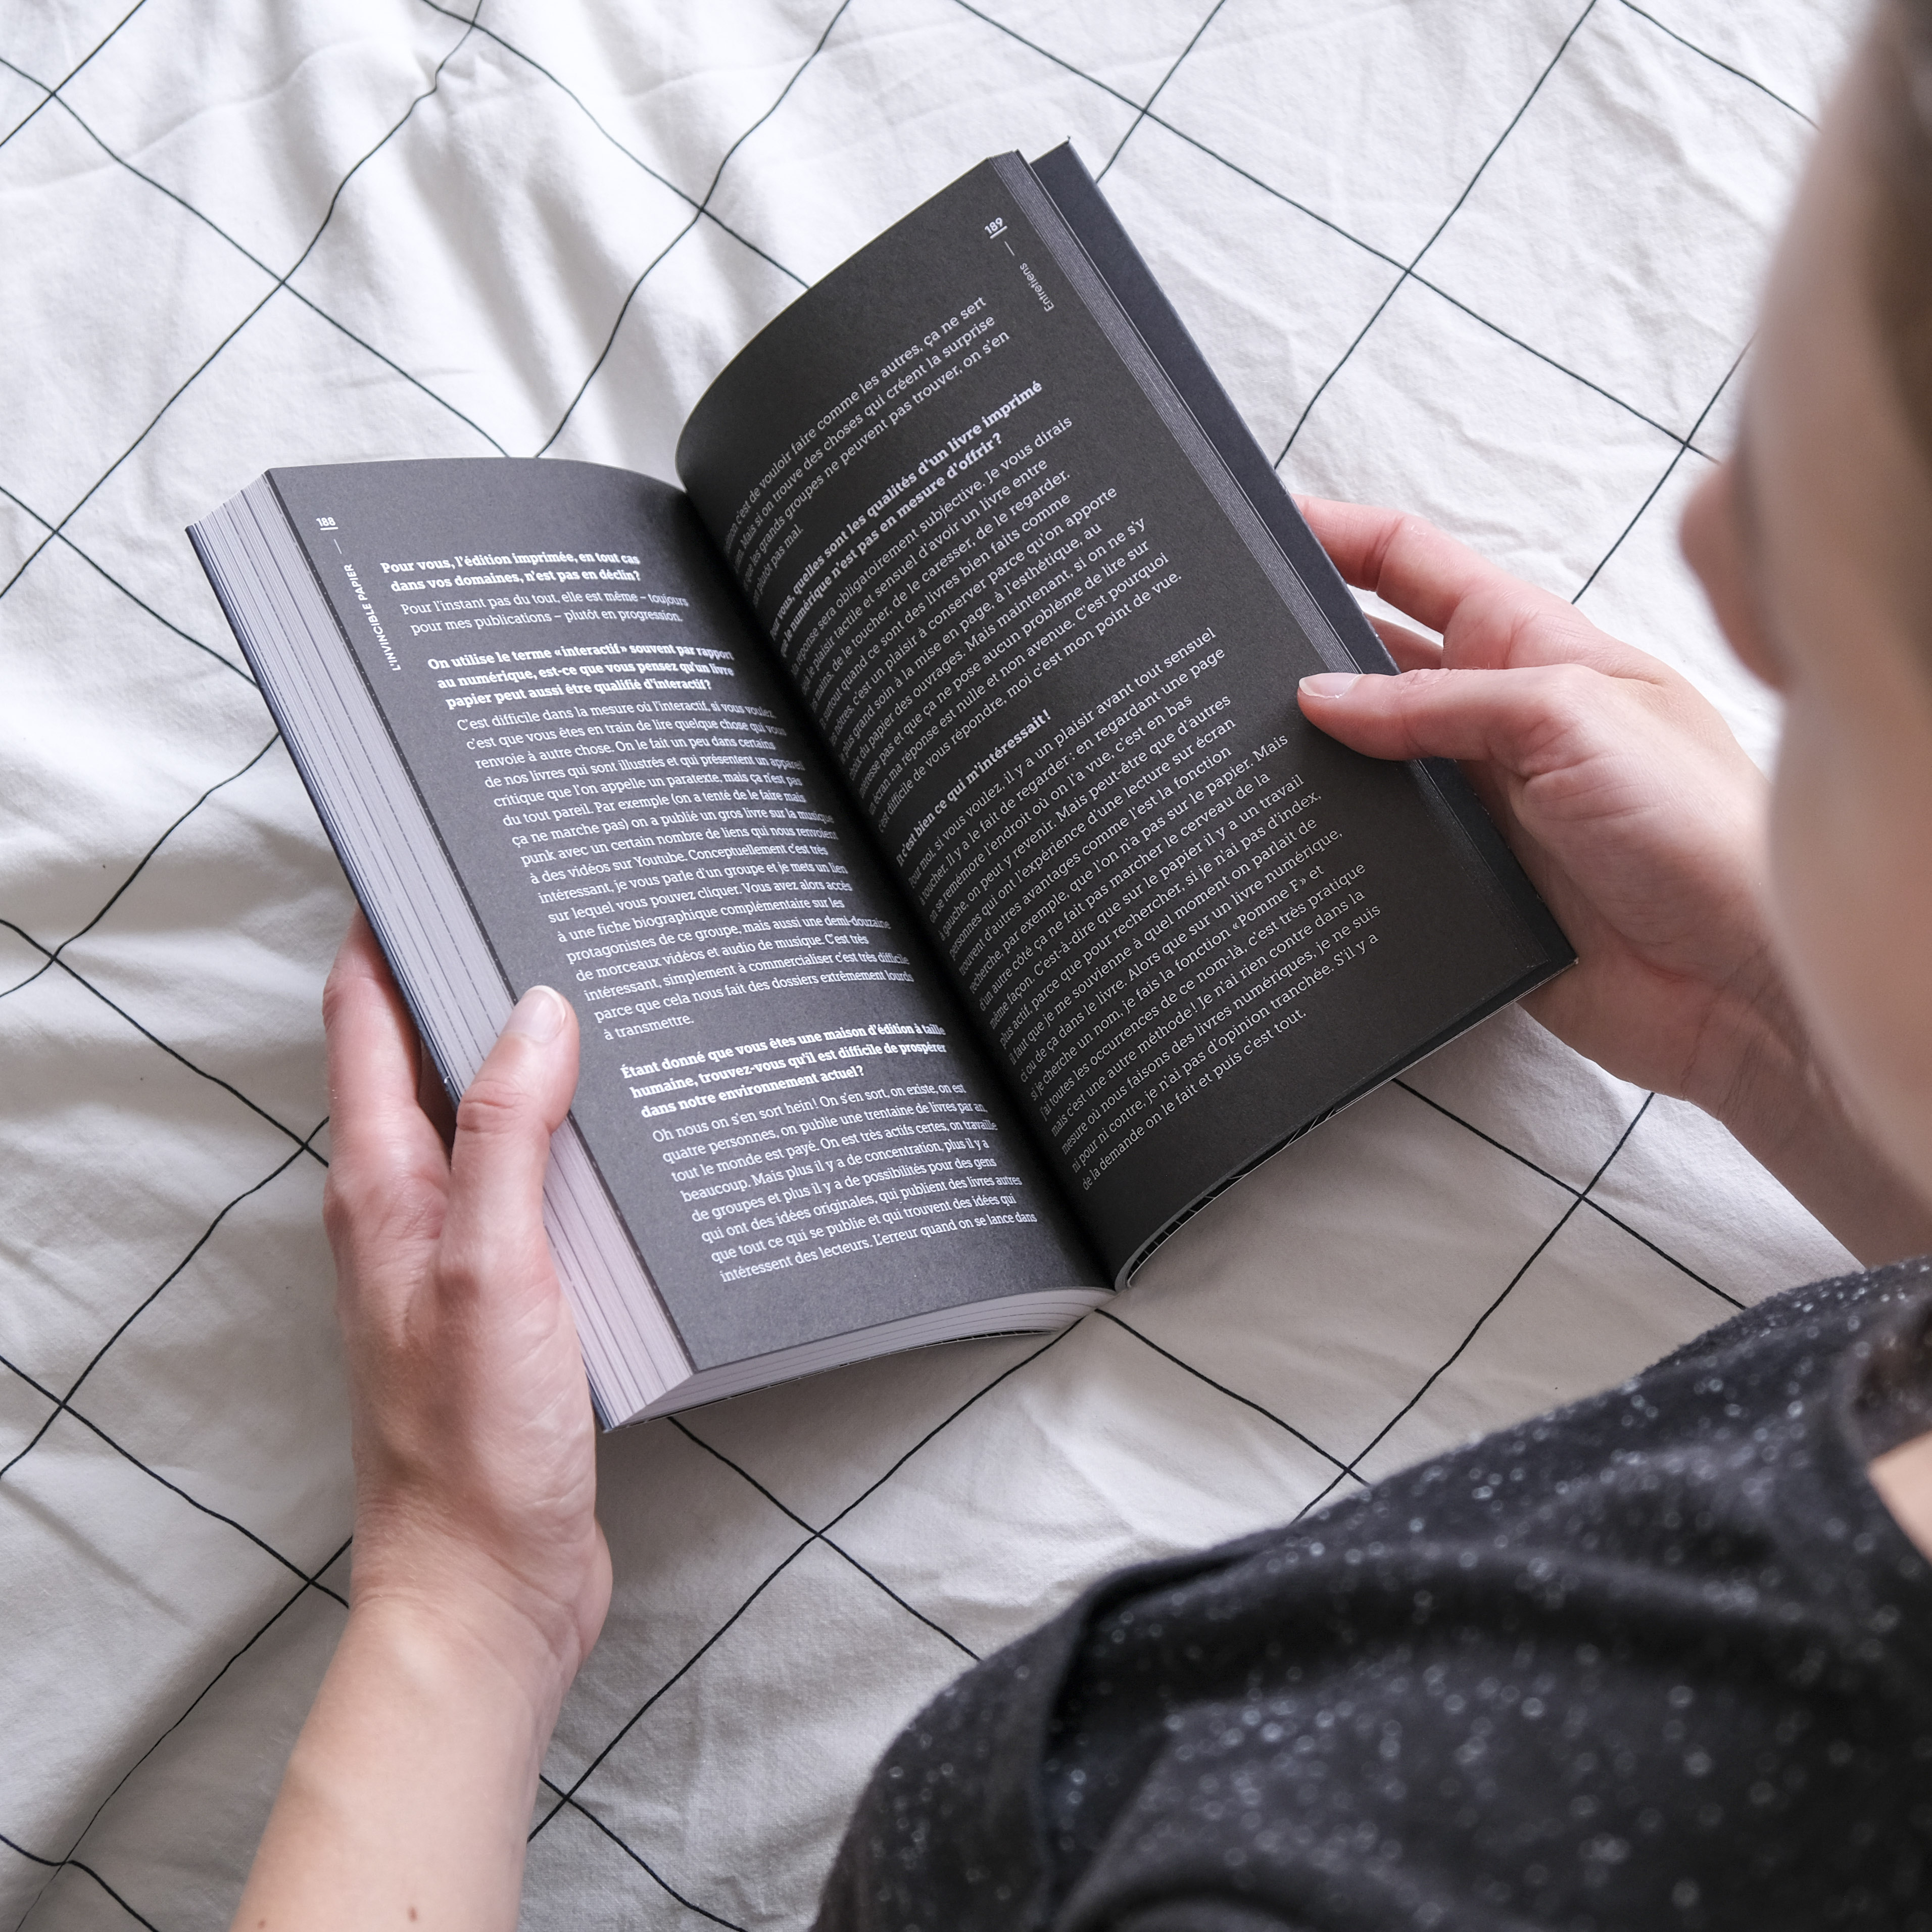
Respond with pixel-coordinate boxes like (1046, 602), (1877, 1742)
(196, 457), (1098, 1417)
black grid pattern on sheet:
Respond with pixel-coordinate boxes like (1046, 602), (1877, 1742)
(0, 0), (1824, 1923)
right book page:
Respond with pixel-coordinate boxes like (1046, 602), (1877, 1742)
(677, 152), (1571, 1283)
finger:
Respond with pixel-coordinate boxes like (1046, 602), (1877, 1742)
(1297, 496), (1653, 679)
(1298, 661), (1522, 840)
(1297, 662), (1610, 768)
(442, 988), (581, 1295)
(1368, 615), (1443, 672)
(324, 914), (447, 1188)
(1295, 497), (1545, 636)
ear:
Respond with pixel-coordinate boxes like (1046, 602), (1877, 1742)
(1681, 457), (1788, 693)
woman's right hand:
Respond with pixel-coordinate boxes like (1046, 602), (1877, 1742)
(1293, 496), (1931, 1262)
(1295, 496), (1778, 1114)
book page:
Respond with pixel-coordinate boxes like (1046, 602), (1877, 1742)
(269, 459), (1097, 1370)
(677, 160), (1557, 1279)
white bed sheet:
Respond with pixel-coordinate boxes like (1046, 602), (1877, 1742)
(0, 2), (1869, 1924)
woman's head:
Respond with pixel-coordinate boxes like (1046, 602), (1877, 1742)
(1681, 2), (1932, 1211)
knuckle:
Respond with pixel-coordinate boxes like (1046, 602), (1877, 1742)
(1376, 512), (1440, 581)
(322, 1165), (377, 1238)
(323, 1161), (443, 1253)
(432, 1247), (491, 1308)
(1534, 660), (1604, 711)
(320, 1172), (355, 1246)
(1383, 669), (1460, 733)
(1516, 663), (1610, 759)
(320, 961), (354, 1031)
(455, 1074), (532, 1144)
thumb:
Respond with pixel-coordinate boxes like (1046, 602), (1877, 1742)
(444, 986), (581, 1278)
(1298, 665), (1592, 769)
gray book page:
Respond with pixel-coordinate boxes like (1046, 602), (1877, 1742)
(677, 161), (1559, 1279)
(270, 458), (1098, 1369)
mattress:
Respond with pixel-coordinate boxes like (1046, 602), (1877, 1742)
(0, 2), (1863, 1924)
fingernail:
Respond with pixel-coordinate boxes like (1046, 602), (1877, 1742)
(505, 985), (568, 1044)
(1300, 672), (1362, 699)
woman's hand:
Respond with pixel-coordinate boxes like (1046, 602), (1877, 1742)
(323, 911), (609, 1687)
(1295, 497), (1932, 1264)
(1295, 497), (1775, 1113)
(228, 916), (608, 1932)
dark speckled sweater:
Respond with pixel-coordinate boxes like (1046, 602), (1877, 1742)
(816, 1261), (1932, 1931)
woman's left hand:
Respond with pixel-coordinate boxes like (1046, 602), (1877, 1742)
(322, 912), (609, 1690)
(228, 916), (608, 1932)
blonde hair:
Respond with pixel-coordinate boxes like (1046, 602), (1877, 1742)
(1870, 3), (1932, 461)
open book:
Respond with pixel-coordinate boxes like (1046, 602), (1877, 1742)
(188, 147), (1570, 1426)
